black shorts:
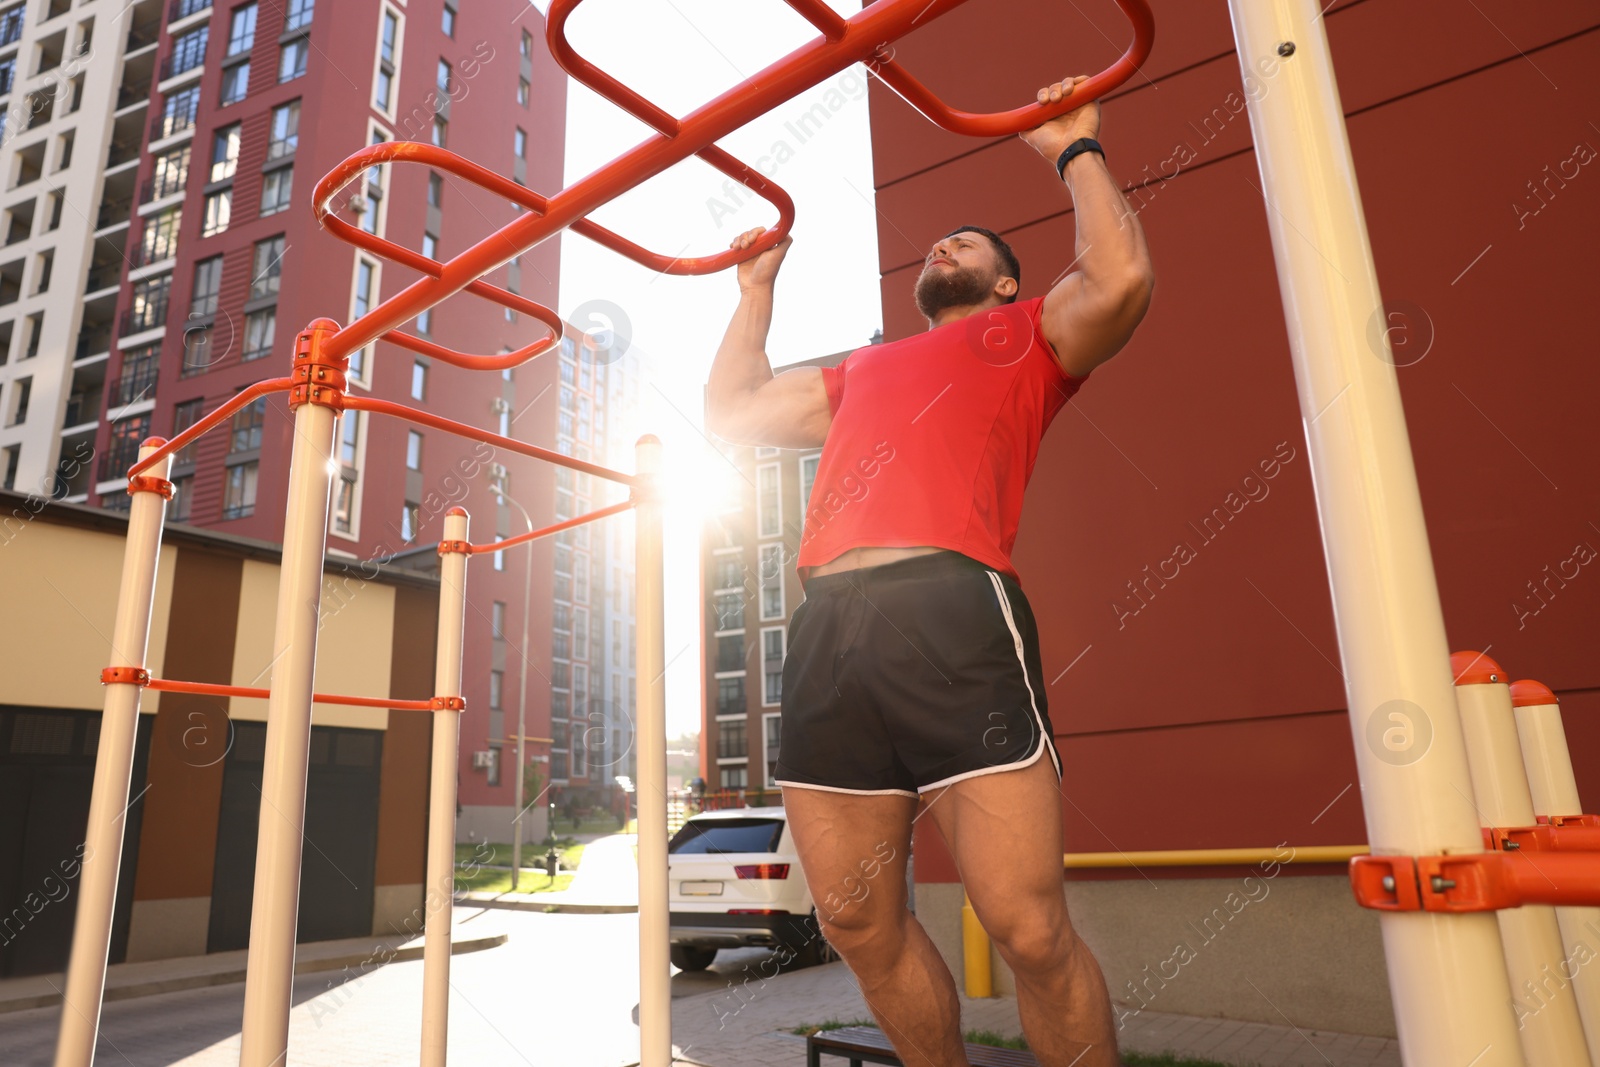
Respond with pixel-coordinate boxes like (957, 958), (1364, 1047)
(775, 550), (1062, 797)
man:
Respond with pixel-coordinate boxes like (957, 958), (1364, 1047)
(705, 74), (1153, 1067)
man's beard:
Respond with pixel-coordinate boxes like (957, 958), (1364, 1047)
(913, 263), (996, 320)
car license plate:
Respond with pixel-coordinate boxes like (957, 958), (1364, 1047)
(679, 881), (724, 896)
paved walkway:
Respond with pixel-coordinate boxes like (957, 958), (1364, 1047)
(460, 832), (640, 913)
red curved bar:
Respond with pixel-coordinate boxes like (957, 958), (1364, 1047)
(342, 395), (640, 487)
(128, 377), (296, 477)
(314, 0), (1152, 368)
(144, 677), (436, 712)
(866, 0), (1155, 138)
(470, 499), (636, 555)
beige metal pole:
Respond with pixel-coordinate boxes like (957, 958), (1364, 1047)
(634, 435), (669, 1067)
(238, 388), (340, 1067)
(1222, 3), (1525, 1062)
(54, 440), (171, 1067)
(422, 507), (470, 1067)
(1454, 654), (1590, 1063)
(1511, 679), (1600, 1064)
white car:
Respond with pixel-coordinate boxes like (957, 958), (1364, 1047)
(667, 806), (835, 971)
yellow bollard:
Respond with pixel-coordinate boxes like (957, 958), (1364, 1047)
(961, 891), (992, 998)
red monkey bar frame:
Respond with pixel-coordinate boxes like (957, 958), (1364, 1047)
(55, 3), (1155, 1067)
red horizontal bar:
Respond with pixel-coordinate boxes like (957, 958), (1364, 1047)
(1351, 851), (1600, 912)
(145, 677), (434, 711)
(470, 499), (635, 555)
(342, 395), (639, 487)
(1484, 823), (1600, 853)
(128, 378), (296, 477)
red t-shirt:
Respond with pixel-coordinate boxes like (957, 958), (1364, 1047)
(796, 295), (1087, 583)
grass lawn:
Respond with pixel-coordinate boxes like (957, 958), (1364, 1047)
(789, 1020), (1247, 1066)
(454, 841), (586, 895)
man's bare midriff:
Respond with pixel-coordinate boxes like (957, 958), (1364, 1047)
(805, 544), (950, 579)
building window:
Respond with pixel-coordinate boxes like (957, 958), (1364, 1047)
(440, 0), (455, 37)
(801, 453), (821, 511)
(222, 462), (258, 519)
(339, 410), (359, 466)
(764, 713), (781, 787)
(401, 501), (420, 541)
(227, 3), (257, 55)
(714, 591), (744, 632)
(757, 463), (781, 538)
(5, 376), (29, 425)
(171, 398), (203, 465)
(201, 189), (231, 236)
(715, 634), (744, 674)
(717, 720), (745, 760)
(210, 124), (240, 181)
(259, 166), (292, 215)
(333, 474), (356, 533)
(190, 255), (223, 317)
(720, 765), (747, 790)
(140, 209), (182, 263)
(268, 101), (299, 159)
(716, 676), (744, 716)
(520, 29), (532, 59)
(284, 0), (313, 32)
(713, 555), (740, 590)
(169, 27), (209, 77)
(354, 258), (375, 318)
(405, 430), (422, 470)
(759, 544), (784, 620)
(427, 171), (443, 207)
(517, 78), (529, 107)
(514, 127), (526, 157)
(493, 549), (505, 572)
(761, 627), (785, 706)
(375, 10), (398, 109)
(278, 37), (307, 82)
(489, 670), (502, 710)
(128, 274), (171, 333)
(150, 146), (191, 200)
(431, 116), (446, 147)
(159, 85), (201, 138)
(242, 307), (275, 361)
(219, 61), (249, 106)
(421, 232), (437, 261)
(251, 235), (284, 297)
(492, 601), (506, 639)
(436, 59), (451, 96)
(170, 475), (193, 521)
(230, 396), (265, 453)
(410, 360), (426, 400)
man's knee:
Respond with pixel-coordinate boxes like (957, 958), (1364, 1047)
(988, 906), (1076, 977)
(817, 903), (910, 966)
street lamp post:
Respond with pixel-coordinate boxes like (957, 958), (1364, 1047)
(489, 475), (536, 890)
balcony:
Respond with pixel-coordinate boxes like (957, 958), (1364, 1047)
(62, 391), (99, 429)
(75, 332), (112, 360)
(108, 360), (160, 408)
(716, 739), (747, 760)
(99, 438), (146, 483)
(0, 11), (22, 49)
(83, 265), (120, 295)
(130, 237), (178, 269)
(150, 109), (197, 142)
(159, 41), (207, 82)
(119, 304), (167, 338)
(139, 171), (187, 205)
(169, 0), (211, 20)
(95, 198), (131, 232)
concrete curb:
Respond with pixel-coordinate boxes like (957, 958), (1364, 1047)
(458, 890), (637, 915)
(0, 932), (508, 1015)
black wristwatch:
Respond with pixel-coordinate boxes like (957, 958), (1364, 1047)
(1055, 137), (1104, 181)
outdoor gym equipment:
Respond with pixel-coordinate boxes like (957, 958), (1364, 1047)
(51, 0), (1600, 1065)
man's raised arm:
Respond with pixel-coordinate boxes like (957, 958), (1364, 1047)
(1020, 75), (1156, 380)
(705, 228), (834, 449)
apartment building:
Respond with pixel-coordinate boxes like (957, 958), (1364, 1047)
(699, 348), (852, 797)
(0, 0), (646, 852)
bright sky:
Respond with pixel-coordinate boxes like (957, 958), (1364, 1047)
(548, 1), (883, 739)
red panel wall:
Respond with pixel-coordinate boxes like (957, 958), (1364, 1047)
(875, 2), (1600, 875)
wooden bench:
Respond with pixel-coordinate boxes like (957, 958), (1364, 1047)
(806, 1025), (1038, 1066)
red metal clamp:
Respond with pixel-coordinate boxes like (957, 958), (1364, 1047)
(437, 539), (472, 556)
(1484, 820), (1600, 853)
(101, 666), (151, 686)
(127, 475), (174, 499)
(1353, 850), (1600, 912)
(430, 696), (466, 712)
(288, 319), (349, 411)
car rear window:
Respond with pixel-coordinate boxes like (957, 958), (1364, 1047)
(669, 817), (784, 855)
